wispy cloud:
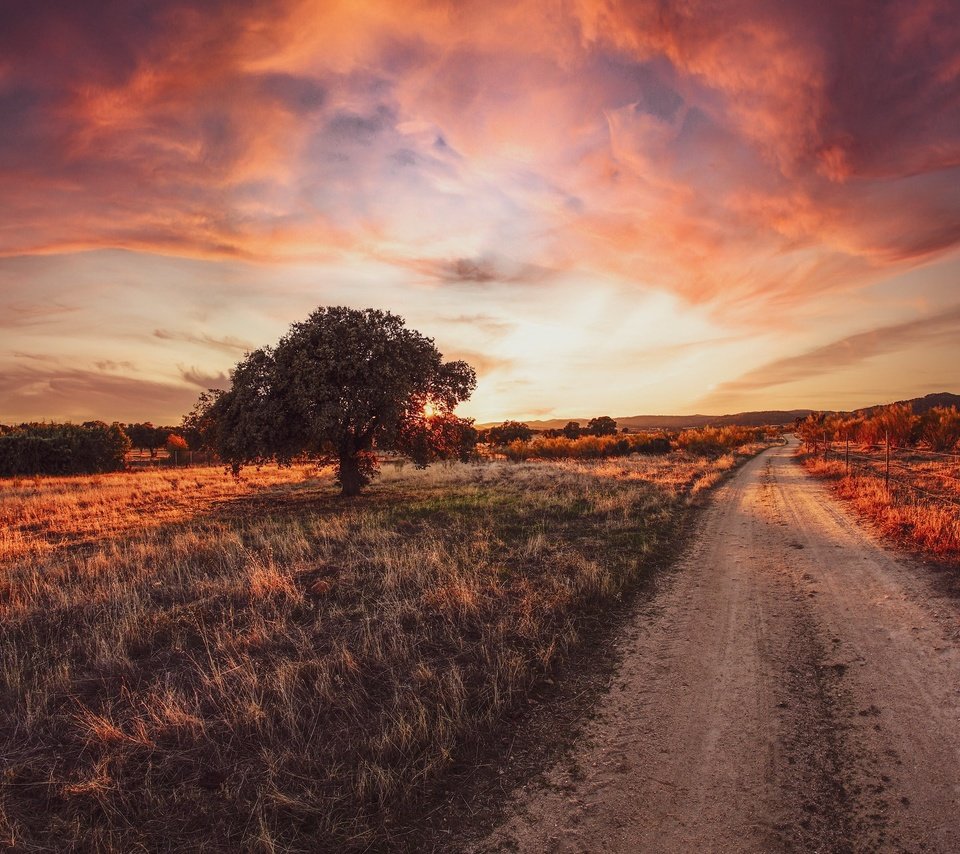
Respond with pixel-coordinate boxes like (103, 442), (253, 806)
(441, 314), (515, 337)
(178, 367), (230, 389)
(154, 329), (254, 355)
(0, 362), (201, 424)
(442, 349), (513, 378)
(1, 302), (79, 328)
(94, 359), (136, 371)
(702, 305), (960, 407)
(408, 256), (556, 286)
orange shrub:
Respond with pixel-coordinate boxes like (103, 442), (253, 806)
(921, 406), (960, 452)
(675, 425), (763, 456)
(865, 404), (917, 447)
(165, 434), (189, 453)
(503, 432), (670, 461)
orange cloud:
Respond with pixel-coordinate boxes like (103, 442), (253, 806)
(3, 0), (957, 292)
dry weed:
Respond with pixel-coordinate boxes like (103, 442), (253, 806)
(801, 454), (960, 557)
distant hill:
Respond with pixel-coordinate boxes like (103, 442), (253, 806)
(478, 409), (813, 431)
(477, 393), (960, 432)
(850, 392), (960, 417)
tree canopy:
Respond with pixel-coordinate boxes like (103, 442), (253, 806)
(587, 415), (618, 436)
(486, 420), (534, 446)
(196, 307), (476, 494)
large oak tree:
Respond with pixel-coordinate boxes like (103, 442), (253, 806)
(199, 307), (476, 495)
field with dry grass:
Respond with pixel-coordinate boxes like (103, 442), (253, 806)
(800, 452), (960, 559)
(1, 447), (764, 851)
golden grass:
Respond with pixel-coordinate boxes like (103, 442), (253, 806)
(0, 450), (759, 851)
(801, 454), (960, 558)
(0, 464), (323, 564)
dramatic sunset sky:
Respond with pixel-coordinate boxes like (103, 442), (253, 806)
(2, 0), (959, 424)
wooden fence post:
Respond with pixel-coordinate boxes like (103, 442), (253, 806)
(885, 430), (890, 492)
(845, 434), (849, 475)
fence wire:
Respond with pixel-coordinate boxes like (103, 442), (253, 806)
(815, 439), (960, 510)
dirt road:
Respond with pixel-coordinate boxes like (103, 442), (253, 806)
(475, 440), (960, 853)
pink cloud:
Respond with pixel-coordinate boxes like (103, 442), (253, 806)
(2, 0), (956, 294)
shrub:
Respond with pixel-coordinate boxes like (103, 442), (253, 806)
(487, 420), (534, 446)
(393, 412), (479, 464)
(0, 422), (130, 476)
(502, 432), (671, 461)
(866, 403), (918, 448)
(920, 406), (960, 452)
(586, 415), (617, 436)
(676, 425), (763, 456)
(166, 433), (189, 454)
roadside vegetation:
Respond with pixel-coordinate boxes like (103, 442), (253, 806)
(0, 307), (784, 848)
(0, 422), (131, 476)
(796, 404), (960, 559)
(494, 425), (773, 461)
(0, 433), (770, 851)
(802, 455), (960, 557)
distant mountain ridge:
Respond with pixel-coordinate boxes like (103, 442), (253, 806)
(477, 393), (960, 432)
(478, 409), (813, 431)
(849, 392), (960, 417)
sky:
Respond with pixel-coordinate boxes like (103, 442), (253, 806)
(1, 0), (959, 425)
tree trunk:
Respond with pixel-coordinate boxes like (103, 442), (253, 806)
(339, 449), (363, 497)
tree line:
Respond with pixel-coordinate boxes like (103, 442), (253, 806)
(479, 416), (621, 445)
(0, 421), (198, 477)
(796, 404), (960, 452)
(0, 422), (131, 476)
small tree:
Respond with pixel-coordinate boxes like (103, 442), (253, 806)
(921, 406), (960, 452)
(487, 420), (533, 446)
(796, 413), (825, 447)
(165, 433), (188, 465)
(198, 307), (476, 495)
(126, 422), (156, 456)
(561, 421), (581, 439)
(587, 415), (617, 436)
(870, 404), (918, 448)
(394, 411), (479, 464)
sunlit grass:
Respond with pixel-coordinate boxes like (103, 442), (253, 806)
(0, 450), (760, 851)
(801, 453), (960, 557)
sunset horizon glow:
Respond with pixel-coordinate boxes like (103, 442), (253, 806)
(2, 1), (959, 425)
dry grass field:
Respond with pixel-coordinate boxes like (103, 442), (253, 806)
(800, 453), (960, 558)
(1, 447), (764, 851)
